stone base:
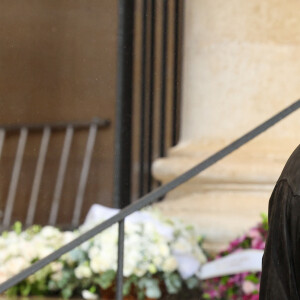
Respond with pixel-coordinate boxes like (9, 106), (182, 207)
(152, 138), (299, 253)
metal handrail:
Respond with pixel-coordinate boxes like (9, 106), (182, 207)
(0, 118), (109, 133)
(0, 100), (300, 299)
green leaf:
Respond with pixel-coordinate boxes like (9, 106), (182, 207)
(138, 278), (162, 299)
(245, 274), (259, 284)
(202, 293), (212, 299)
(1, 231), (8, 238)
(57, 271), (72, 289)
(145, 286), (161, 299)
(61, 285), (74, 299)
(5, 285), (19, 297)
(123, 279), (132, 296)
(20, 283), (31, 296)
(137, 289), (145, 300)
(48, 280), (59, 291)
(69, 248), (86, 263)
(13, 221), (22, 234)
(94, 270), (116, 290)
(261, 213), (268, 230)
(220, 276), (229, 285)
(185, 276), (199, 289)
(164, 273), (182, 294)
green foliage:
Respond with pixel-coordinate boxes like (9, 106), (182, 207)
(261, 212), (268, 231)
(245, 273), (260, 284)
(138, 277), (161, 299)
(164, 272), (182, 294)
(61, 285), (74, 299)
(123, 275), (138, 296)
(13, 221), (22, 235)
(185, 276), (199, 289)
(94, 270), (116, 290)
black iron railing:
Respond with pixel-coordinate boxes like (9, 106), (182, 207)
(0, 118), (109, 230)
(0, 100), (299, 299)
(114, 0), (184, 209)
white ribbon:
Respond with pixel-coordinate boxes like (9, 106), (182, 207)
(196, 249), (263, 280)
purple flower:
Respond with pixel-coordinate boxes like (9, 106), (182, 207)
(201, 216), (267, 298)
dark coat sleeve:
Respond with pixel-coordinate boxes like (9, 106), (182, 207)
(260, 179), (300, 300)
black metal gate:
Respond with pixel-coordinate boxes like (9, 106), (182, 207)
(114, 0), (184, 208)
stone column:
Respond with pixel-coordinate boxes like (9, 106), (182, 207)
(153, 0), (300, 252)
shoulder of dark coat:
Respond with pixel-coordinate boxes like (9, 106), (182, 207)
(278, 144), (300, 196)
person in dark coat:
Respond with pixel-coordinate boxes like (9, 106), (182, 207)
(260, 144), (300, 299)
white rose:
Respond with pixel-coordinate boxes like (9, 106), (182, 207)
(134, 267), (147, 277)
(88, 246), (101, 259)
(37, 246), (53, 258)
(162, 257), (177, 273)
(40, 226), (61, 239)
(193, 247), (207, 264)
(21, 242), (38, 261)
(63, 231), (76, 244)
(157, 243), (170, 257)
(90, 256), (101, 273)
(153, 256), (163, 267)
(8, 257), (29, 275)
(51, 271), (63, 282)
(0, 266), (8, 283)
(172, 237), (192, 254)
(50, 262), (63, 273)
(75, 265), (92, 279)
(82, 290), (98, 300)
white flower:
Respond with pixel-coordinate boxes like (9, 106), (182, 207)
(40, 226), (61, 239)
(50, 262), (63, 273)
(51, 271), (63, 282)
(37, 246), (53, 259)
(90, 256), (102, 273)
(88, 246), (101, 259)
(0, 266), (8, 284)
(172, 237), (192, 254)
(0, 206), (207, 295)
(7, 257), (29, 275)
(75, 265), (92, 279)
(134, 266), (147, 277)
(162, 257), (177, 273)
(21, 241), (38, 261)
(242, 280), (257, 295)
(63, 231), (76, 244)
(82, 290), (98, 300)
(193, 246), (207, 264)
(157, 243), (170, 257)
(90, 245), (117, 273)
(148, 263), (157, 274)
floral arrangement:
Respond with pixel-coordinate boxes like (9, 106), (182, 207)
(0, 208), (206, 299)
(201, 214), (268, 300)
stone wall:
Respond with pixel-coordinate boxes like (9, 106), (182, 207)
(153, 0), (300, 252)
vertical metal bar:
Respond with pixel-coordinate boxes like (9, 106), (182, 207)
(0, 129), (6, 220)
(159, 0), (168, 157)
(116, 219), (125, 300)
(3, 128), (28, 227)
(138, 0), (148, 198)
(147, 0), (156, 193)
(72, 123), (98, 227)
(26, 127), (51, 226)
(172, 0), (180, 146)
(114, 0), (135, 209)
(0, 129), (6, 160)
(49, 126), (74, 225)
